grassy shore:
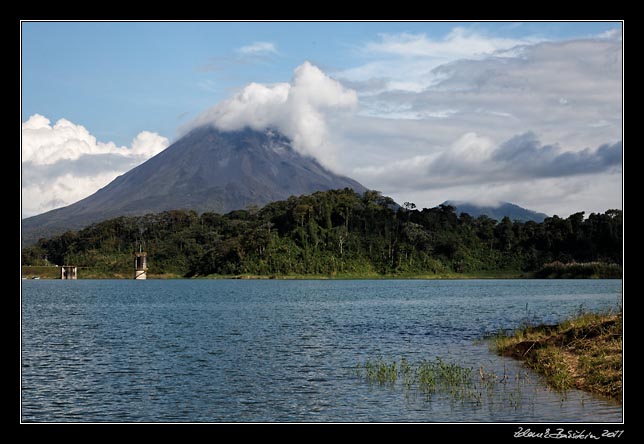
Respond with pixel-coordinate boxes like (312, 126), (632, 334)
(21, 265), (619, 280)
(21, 266), (61, 279)
(199, 270), (529, 280)
(22, 265), (527, 280)
(535, 261), (622, 279)
(493, 309), (622, 401)
(21, 266), (182, 280)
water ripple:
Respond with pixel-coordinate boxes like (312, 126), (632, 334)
(22, 279), (622, 422)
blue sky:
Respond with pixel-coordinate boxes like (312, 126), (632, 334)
(21, 21), (622, 217)
(22, 21), (620, 145)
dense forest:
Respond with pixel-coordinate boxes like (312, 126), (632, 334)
(21, 189), (622, 278)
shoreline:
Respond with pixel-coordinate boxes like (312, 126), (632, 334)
(21, 265), (526, 280)
(21, 266), (621, 281)
(493, 310), (623, 401)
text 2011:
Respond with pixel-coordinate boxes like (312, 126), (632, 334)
(514, 427), (624, 439)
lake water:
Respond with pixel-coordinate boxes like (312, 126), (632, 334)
(21, 279), (622, 423)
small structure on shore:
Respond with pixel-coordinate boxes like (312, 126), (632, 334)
(134, 249), (148, 280)
(61, 266), (77, 280)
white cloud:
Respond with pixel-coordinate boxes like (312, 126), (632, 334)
(390, 173), (621, 218)
(188, 61), (357, 169)
(597, 28), (622, 41)
(352, 132), (621, 194)
(237, 41), (278, 55)
(333, 37), (622, 218)
(22, 30), (621, 220)
(130, 131), (172, 157)
(22, 114), (168, 165)
(338, 28), (543, 93)
(22, 172), (128, 219)
(185, 32), (621, 218)
(365, 28), (534, 59)
(349, 128), (622, 218)
(21, 115), (169, 217)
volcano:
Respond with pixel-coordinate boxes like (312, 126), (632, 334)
(22, 126), (367, 245)
(443, 200), (549, 222)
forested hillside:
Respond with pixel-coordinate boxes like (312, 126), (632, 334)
(21, 189), (622, 278)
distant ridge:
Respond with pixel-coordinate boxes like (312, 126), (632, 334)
(443, 201), (549, 222)
(22, 126), (366, 245)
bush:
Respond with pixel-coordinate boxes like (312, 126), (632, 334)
(535, 261), (622, 279)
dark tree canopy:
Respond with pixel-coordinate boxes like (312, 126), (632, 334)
(22, 189), (622, 278)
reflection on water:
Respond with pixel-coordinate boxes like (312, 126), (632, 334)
(21, 279), (622, 422)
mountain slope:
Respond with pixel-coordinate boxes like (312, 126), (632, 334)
(22, 126), (366, 245)
(444, 201), (549, 222)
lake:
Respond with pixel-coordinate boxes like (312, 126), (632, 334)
(21, 279), (622, 422)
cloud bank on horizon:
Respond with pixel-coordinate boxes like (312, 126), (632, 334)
(22, 115), (168, 217)
(22, 24), (622, 218)
(334, 32), (622, 216)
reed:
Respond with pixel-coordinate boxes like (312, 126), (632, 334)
(355, 356), (530, 407)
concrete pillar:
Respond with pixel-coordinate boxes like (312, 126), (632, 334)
(61, 266), (77, 280)
(134, 252), (147, 279)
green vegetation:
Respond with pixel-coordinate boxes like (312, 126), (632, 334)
(493, 309), (622, 400)
(356, 356), (531, 408)
(359, 356), (474, 393)
(535, 261), (622, 278)
(21, 266), (61, 279)
(21, 188), (622, 279)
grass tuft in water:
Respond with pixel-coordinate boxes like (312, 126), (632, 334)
(355, 356), (530, 408)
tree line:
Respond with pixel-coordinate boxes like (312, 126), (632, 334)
(21, 188), (622, 277)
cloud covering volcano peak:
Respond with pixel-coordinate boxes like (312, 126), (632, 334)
(188, 61), (357, 170)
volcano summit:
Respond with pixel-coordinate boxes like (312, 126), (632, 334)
(22, 126), (366, 245)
